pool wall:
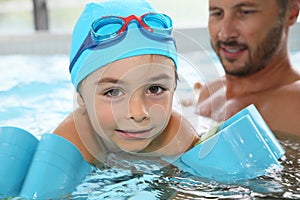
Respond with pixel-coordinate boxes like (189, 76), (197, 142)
(0, 23), (299, 55)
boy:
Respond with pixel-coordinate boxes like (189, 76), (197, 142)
(54, 0), (199, 167)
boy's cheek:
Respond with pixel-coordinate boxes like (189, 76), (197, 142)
(149, 104), (171, 126)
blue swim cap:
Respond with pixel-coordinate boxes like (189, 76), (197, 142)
(70, 0), (178, 90)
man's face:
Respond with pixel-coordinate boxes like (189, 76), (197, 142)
(208, 0), (287, 77)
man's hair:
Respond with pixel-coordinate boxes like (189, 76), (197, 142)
(277, 0), (289, 16)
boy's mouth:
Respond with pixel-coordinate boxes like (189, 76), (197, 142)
(115, 128), (153, 139)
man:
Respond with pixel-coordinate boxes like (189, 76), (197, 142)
(197, 0), (300, 136)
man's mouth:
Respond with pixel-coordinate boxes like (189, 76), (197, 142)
(219, 44), (247, 60)
(217, 40), (247, 55)
(223, 47), (243, 53)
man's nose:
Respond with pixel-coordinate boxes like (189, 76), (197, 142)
(218, 14), (239, 41)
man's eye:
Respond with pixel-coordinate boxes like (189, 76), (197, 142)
(209, 11), (223, 17)
(209, 9), (223, 17)
(239, 9), (257, 15)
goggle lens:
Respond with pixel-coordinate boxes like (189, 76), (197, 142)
(143, 13), (172, 36)
(143, 13), (171, 29)
(92, 17), (124, 41)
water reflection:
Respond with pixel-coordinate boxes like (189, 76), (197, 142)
(70, 136), (299, 199)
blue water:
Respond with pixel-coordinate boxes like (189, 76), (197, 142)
(0, 52), (300, 199)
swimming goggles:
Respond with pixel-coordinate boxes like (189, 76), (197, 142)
(69, 13), (174, 72)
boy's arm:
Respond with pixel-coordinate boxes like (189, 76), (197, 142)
(53, 109), (95, 163)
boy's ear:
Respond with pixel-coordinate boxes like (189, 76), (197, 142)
(77, 93), (85, 108)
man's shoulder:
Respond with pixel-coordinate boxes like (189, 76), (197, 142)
(266, 80), (300, 108)
(206, 77), (226, 87)
(198, 77), (226, 101)
(277, 79), (300, 94)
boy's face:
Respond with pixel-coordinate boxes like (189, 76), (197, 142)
(79, 55), (176, 153)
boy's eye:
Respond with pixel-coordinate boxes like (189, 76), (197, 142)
(105, 88), (123, 97)
(147, 85), (166, 95)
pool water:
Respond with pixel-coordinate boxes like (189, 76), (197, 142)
(0, 53), (300, 199)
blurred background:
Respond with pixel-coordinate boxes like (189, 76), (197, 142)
(0, 0), (212, 55)
(0, 0), (299, 55)
(0, 0), (208, 34)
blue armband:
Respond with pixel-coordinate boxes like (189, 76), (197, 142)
(171, 104), (285, 183)
(0, 126), (92, 199)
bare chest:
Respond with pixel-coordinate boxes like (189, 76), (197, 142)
(197, 89), (263, 122)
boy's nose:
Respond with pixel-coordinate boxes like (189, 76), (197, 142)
(127, 92), (149, 122)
